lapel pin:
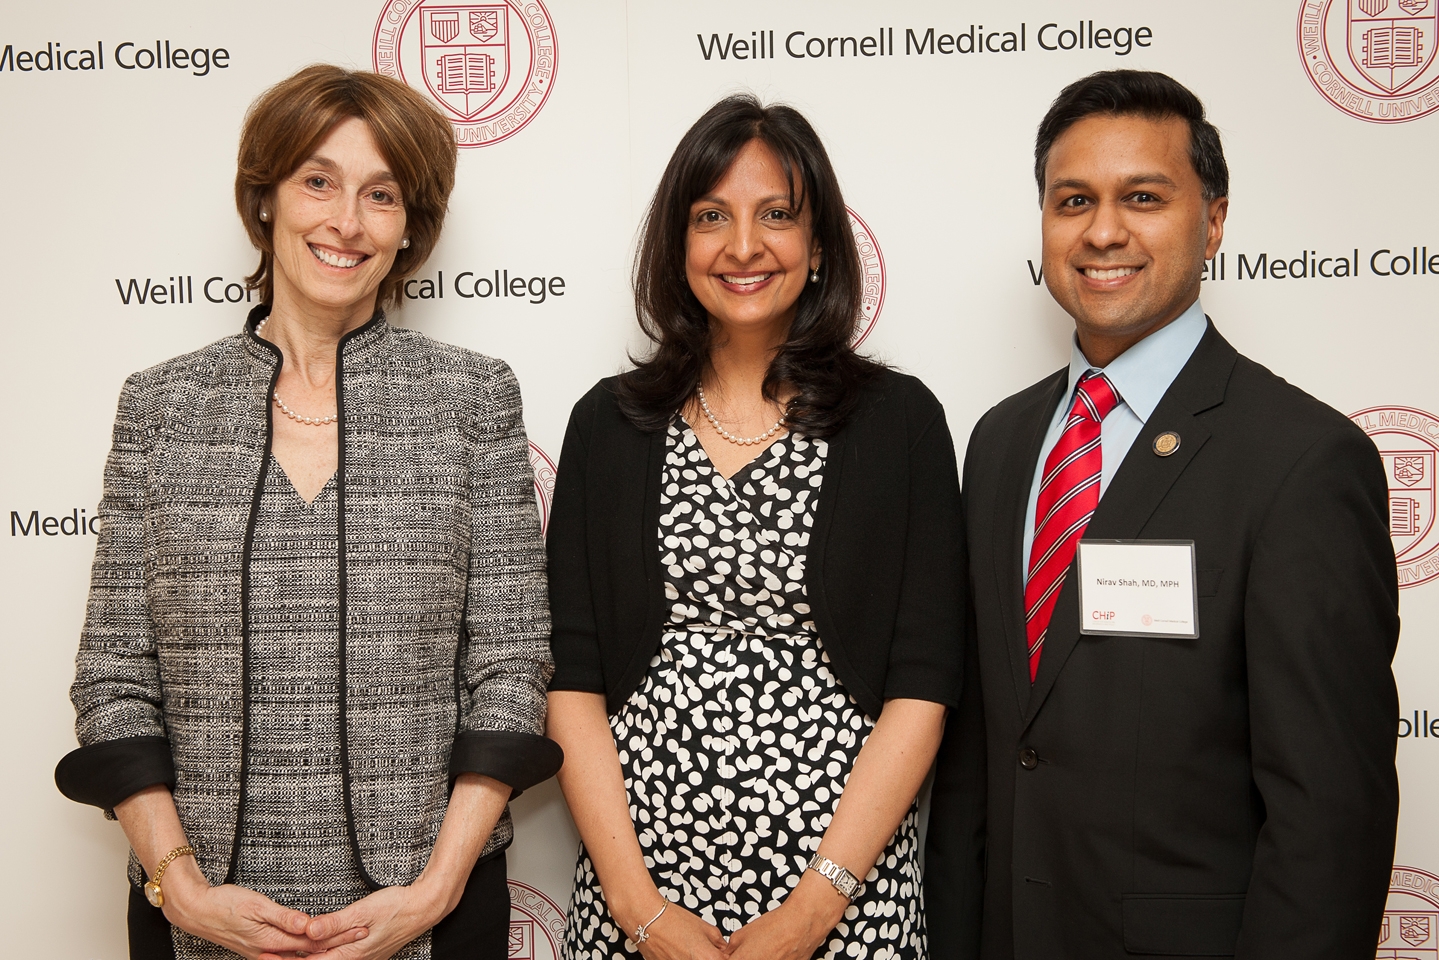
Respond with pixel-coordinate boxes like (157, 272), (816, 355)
(1152, 431), (1181, 457)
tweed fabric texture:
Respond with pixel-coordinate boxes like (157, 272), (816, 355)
(67, 316), (554, 896)
(176, 463), (425, 960)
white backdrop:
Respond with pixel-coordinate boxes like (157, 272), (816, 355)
(3, 2), (1438, 957)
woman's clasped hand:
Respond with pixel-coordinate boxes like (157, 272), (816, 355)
(620, 877), (849, 960)
(159, 868), (368, 960)
(620, 901), (728, 960)
(721, 877), (851, 960)
(252, 885), (441, 960)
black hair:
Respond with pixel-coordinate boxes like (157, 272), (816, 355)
(616, 94), (882, 437)
(1034, 69), (1228, 203)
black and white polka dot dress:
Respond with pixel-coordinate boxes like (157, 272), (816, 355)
(562, 421), (926, 960)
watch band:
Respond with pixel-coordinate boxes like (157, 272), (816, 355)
(143, 844), (196, 909)
(807, 853), (862, 901)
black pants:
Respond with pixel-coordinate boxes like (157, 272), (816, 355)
(128, 850), (510, 959)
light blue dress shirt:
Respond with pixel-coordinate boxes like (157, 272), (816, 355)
(1020, 299), (1208, 576)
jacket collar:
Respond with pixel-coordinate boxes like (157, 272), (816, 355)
(240, 303), (390, 369)
(1020, 319), (1238, 727)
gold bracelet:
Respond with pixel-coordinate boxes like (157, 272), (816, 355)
(144, 844), (196, 908)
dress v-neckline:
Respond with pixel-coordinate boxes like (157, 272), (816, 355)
(270, 455), (336, 508)
(679, 416), (786, 485)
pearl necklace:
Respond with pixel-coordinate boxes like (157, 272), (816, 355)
(696, 384), (787, 446)
(254, 316), (338, 427)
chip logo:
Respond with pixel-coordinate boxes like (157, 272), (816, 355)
(528, 441), (557, 536)
(847, 207), (886, 348)
(508, 879), (565, 960)
(374, 0), (558, 147)
(1379, 866), (1439, 958)
(1351, 407), (1439, 587)
(1298, 0), (1439, 122)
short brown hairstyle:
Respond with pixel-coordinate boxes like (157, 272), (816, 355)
(235, 64), (458, 308)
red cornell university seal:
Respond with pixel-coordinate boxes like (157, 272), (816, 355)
(507, 879), (566, 960)
(1298, 0), (1439, 122)
(529, 441), (557, 535)
(373, 0), (558, 147)
(1351, 406), (1439, 587)
(1379, 866), (1439, 957)
(847, 207), (885, 348)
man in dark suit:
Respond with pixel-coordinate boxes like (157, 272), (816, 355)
(925, 70), (1400, 960)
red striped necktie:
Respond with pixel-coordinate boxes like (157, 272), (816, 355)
(1024, 372), (1122, 683)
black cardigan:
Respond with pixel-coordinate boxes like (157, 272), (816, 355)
(546, 370), (966, 720)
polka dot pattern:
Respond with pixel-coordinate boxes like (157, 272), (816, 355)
(562, 421), (926, 960)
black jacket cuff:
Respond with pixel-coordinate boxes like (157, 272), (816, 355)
(883, 670), (962, 709)
(449, 731), (563, 797)
(546, 671), (607, 695)
(55, 736), (175, 810)
(547, 638), (607, 695)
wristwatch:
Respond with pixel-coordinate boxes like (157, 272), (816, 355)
(807, 853), (862, 901)
(144, 845), (196, 908)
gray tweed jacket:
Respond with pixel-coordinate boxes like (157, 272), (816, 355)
(56, 310), (561, 890)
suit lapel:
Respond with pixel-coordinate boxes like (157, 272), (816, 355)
(994, 372), (1070, 716)
(1023, 322), (1238, 726)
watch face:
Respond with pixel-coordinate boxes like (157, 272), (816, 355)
(144, 881), (163, 908)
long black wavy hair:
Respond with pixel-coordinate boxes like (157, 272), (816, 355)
(616, 94), (883, 437)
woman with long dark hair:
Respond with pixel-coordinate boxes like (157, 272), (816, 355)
(546, 95), (966, 960)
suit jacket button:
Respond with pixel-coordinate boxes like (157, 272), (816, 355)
(1019, 748), (1039, 770)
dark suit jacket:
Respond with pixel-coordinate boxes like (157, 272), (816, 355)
(546, 370), (965, 720)
(925, 321), (1400, 959)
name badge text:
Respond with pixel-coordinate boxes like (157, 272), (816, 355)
(1076, 540), (1199, 639)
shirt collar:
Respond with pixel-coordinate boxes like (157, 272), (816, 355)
(1064, 299), (1208, 424)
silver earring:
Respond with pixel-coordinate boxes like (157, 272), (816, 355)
(810, 269), (819, 283)
(258, 209), (270, 222)
(400, 237), (410, 249)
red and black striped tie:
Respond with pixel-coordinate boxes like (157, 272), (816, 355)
(1024, 372), (1121, 682)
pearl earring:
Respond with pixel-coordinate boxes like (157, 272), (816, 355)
(258, 208), (270, 222)
(810, 269), (819, 283)
(401, 237), (410, 249)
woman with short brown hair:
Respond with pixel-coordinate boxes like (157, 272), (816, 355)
(56, 64), (559, 960)
(233, 65), (455, 307)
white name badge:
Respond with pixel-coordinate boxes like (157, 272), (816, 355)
(1076, 540), (1199, 639)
